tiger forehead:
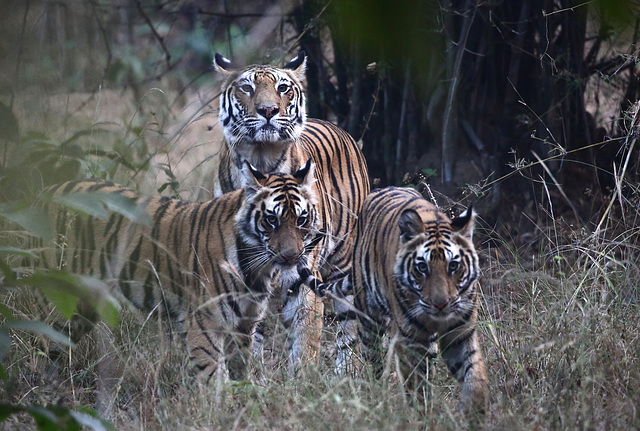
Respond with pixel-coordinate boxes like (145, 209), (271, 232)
(261, 177), (307, 209)
(237, 67), (291, 84)
(413, 224), (456, 258)
(264, 191), (306, 218)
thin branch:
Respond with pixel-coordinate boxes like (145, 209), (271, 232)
(532, 150), (584, 227)
(358, 73), (382, 144)
(135, 0), (171, 69)
(90, 0), (112, 84)
(594, 102), (640, 236)
(441, 0), (477, 183)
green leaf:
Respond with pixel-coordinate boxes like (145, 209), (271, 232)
(75, 275), (120, 327)
(0, 206), (53, 240)
(54, 191), (151, 226)
(0, 330), (12, 361)
(0, 101), (19, 142)
(0, 404), (112, 431)
(0, 246), (39, 260)
(2, 320), (73, 348)
(23, 271), (81, 319)
(0, 303), (14, 320)
(0, 260), (17, 283)
(0, 403), (24, 422)
(100, 193), (151, 226)
(53, 193), (110, 220)
(30, 405), (80, 431)
(69, 409), (113, 431)
(0, 363), (7, 384)
(20, 270), (120, 327)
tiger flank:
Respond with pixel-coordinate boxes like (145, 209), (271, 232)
(320, 187), (489, 415)
(31, 161), (320, 383)
(212, 52), (370, 374)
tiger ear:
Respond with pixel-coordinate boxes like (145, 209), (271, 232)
(213, 53), (236, 75)
(293, 159), (315, 187)
(398, 209), (424, 242)
(242, 161), (266, 197)
(451, 205), (475, 240)
(284, 51), (307, 83)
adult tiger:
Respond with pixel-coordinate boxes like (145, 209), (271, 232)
(30, 161), (320, 382)
(318, 187), (489, 415)
(212, 52), (370, 373)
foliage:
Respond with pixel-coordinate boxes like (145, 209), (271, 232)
(0, 0), (639, 430)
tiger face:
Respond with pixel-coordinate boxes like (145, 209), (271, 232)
(237, 159), (318, 275)
(214, 52), (307, 148)
(394, 207), (479, 333)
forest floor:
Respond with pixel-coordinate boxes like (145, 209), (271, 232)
(1, 87), (639, 430)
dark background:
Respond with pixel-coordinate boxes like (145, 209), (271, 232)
(1, 0), (638, 237)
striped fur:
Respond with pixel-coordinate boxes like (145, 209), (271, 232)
(319, 187), (489, 414)
(213, 52), (370, 373)
(31, 162), (320, 381)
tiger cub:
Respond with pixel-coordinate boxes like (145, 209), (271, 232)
(319, 187), (489, 414)
(213, 52), (370, 373)
(32, 161), (319, 381)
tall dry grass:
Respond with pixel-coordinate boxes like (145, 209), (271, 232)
(1, 90), (639, 431)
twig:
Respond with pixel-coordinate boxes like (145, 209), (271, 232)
(135, 0), (172, 68)
(441, 0), (477, 183)
(90, 0), (113, 83)
(531, 150), (584, 226)
(394, 60), (411, 183)
(358, 74), (382, 143)
(594, 102), (640, 236)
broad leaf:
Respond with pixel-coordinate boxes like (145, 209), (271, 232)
(53, 193), (110, 220)
(0, 205), (52, 240)
(100, 193), (152, 225)
(0, 330), (11, 361)
(0, 246), (39, 260)
(20, 270), (120, 327)
(2, 320), (73, 348)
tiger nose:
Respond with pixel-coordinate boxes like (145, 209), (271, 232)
(433, 300), (448, 310)
(280, 251), (300, 262)
(257, 105), (279, 120)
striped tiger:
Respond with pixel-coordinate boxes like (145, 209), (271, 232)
(318, 187), (489, 414)
(30, 161), (320, 381)
(213, 52), (370, 373)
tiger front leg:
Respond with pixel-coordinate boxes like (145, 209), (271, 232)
(282, 284), (323, 375)
(393, 336), (438, 411)
(185, 308), (229, 383)
(332, 293), (362, 376)
(439, 324), (489, 416)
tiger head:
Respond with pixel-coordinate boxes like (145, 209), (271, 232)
(394, 207), (479, 332)
(236, 159), (318, 274)
(214, 52), (307, 148)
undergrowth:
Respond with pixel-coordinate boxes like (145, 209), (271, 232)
(1, 90), (639, 431)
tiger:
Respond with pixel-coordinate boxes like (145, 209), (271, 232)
(212, 51), (370, 373)
(29, 160), (321, 382)
(317, 186), (489, 415)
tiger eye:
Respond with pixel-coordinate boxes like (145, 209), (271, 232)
(448, 261), (459, 273)
(416, 261), (428, 274)
(265, 215), (278, 227)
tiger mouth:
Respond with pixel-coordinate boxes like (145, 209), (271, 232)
(275, 258), (299, 268)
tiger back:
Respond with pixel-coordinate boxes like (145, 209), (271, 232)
(327, 187), (489, 414)
(31, 161), (320, 382)
(213, 52), (370, 372)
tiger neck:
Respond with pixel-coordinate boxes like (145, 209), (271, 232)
(235, 235), (275, 294)
(231, 138), (304, 174)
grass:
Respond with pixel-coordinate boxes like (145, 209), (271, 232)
(1, 90), (640, 430)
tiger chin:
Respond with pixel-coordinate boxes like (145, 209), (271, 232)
(319, 187), (489, 416)
(212, 52), (370, 373)
(31, 160), (320, 383)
